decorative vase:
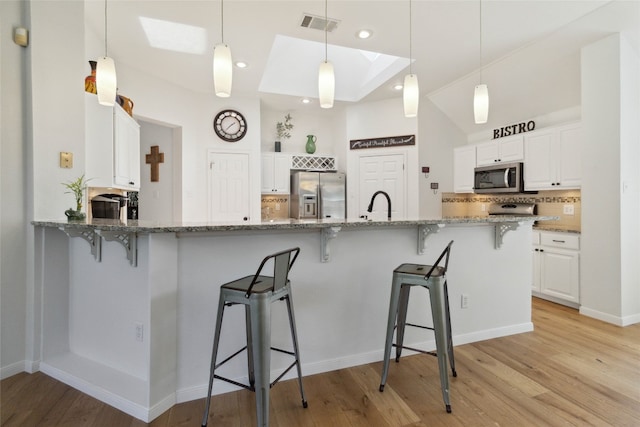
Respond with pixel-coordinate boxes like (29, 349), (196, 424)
(305, 135), (317, 154)
(84, 60), (97, 94)
(275, 141), (281, 152)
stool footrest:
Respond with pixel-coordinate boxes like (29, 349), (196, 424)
(392, 343), (438, 358)
(213, 374), (254, 392)
(404, 322), (435, 332)
(214, 346), (247, 370)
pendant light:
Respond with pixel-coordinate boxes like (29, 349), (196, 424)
(213, 0), (232, 97)
(318, 0), (334, 109)
(474, 0), (489, 124)
(403, 0), (419, 118)
(97, 0), (117, 106)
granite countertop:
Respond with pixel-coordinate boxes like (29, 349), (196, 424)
(533, 224), (581, 234)
(32, 215), (559, 234)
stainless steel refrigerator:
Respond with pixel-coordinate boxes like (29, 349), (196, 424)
(290, 171), (346, 219)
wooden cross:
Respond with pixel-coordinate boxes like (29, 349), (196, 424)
(145, 145), (164, 182)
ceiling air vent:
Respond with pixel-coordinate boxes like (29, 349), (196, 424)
(300, 14), (340, 32)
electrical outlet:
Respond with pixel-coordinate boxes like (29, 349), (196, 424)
(135, 323), (144, 342)
(481, 203), (486, 212)
(563, 204), (575, 215)
(461, 294), (469, 309)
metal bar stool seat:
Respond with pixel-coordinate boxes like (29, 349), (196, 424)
(201, 247), (307, 427)
(379, 240), (456, 413)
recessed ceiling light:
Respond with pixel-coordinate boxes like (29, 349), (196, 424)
(235, 61), (248, 68)
(356, 29), (372, 39)
(301, 98), (311, 104)
(393, 84), (403, 91)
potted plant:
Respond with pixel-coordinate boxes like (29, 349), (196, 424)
(275, 113), (293, 152)
(62, 174), (90, 221)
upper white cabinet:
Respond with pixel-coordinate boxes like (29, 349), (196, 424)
(261, 153), (291, 193)
(524, 122), (581, 191)
(475, 135), (524, 166)
(453, 145), (476, 193)
(85, 93), (140, 190)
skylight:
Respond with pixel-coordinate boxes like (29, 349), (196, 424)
(259, 35), (409, 102)
(139, 17), (206, 55)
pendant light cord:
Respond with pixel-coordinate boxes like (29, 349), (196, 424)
(479, 0), (483, 82)
(103, 0), (108, 56)
(324, 0), (328, 62)
(409, 0), (413, 75)
(221, 0), (225, 44)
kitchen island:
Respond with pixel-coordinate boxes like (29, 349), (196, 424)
(31, 215), (555, 421)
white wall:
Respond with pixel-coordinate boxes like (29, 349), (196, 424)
(418, 98), (466, 217)
(0, 0), (28, 379)
(581, 33), (640, 326)
(344, 98), (419, 219)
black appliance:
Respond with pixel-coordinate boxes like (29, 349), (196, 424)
(91, 194), (128, 219)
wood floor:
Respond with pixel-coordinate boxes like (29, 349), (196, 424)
(2, 298), (640, 426)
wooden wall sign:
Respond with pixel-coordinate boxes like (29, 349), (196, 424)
(145, 145), (165, 182)
(349, 134), (415, 150)
(493, 120), (536, 139)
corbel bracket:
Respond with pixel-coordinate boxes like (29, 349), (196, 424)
(97, 230), (138, 266)
(418, 224), (445, 254)
(60, 226), (102, 261)
(320, 227), (341, 263)
(495, 222), (521, 249)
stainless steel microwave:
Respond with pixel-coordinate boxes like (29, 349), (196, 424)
(474, 162), (524, 194)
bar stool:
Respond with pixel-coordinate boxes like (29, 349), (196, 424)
(379, 240), (456, 413)
(201, 247), (308, 427)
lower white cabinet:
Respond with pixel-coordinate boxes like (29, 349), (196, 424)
(532, 230), (580, 306)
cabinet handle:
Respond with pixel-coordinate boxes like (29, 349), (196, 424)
(552, 239), (565, 243)
(129, 181), (135, 185)
(540, 249), (544, 252)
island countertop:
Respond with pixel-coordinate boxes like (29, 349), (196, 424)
(32, 215), (558, 233)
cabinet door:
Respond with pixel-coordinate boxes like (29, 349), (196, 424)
(498, 136), (524, 163)
(540, 248), (580, 303)
(273, 154), (291, 193)
(524, 130), (555, 190)
(113, 107), (140, 189)
(453, 145), (476, 193)
(261, 153), (275, 193)
(475, 141), (499, 166)
(557, 124), (581, 188)
(532, 247), (541, 292)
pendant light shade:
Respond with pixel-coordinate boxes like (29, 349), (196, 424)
(96, 56), (117, 106)
(403, 74), (419, 118)
(213, 43), (232, 97)
(318, 61), (335, 109)
(474, 84), (489, 124)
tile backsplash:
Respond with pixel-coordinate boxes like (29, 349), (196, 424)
(261, 195), (290, 220)
(442, 190), (581, 232)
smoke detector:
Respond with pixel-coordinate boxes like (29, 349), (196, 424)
(300, 14), (340, 32)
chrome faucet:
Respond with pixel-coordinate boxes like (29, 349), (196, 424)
(367, 190), (392, 220)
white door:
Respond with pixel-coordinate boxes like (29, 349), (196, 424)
(358, 154), (405, 220)
(208, 152), (250, 222)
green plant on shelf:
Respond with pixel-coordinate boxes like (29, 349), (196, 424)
(62, 174), (91, 212)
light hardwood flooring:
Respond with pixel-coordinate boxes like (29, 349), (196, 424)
(2, 298), (639, 426)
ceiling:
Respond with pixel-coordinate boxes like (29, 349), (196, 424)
(85, 1), (640, 135)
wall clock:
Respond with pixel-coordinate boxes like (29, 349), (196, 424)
(213, 109), (247, 142)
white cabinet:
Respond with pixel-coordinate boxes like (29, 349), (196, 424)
(261, 153), (291, 193)
(475, 135), (524, 166)
(453, 145), (476, 193)
(524, 123), (581, 191)
(532, 230), (580, 306)
(85, 93), (140, 190)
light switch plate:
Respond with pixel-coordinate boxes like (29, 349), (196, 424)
(563, 204), (575, 215)
(60, 152), (73, 169)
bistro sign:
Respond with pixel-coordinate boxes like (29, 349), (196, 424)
(349, 134), (415, 150)
(493, 120), (536, 139)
